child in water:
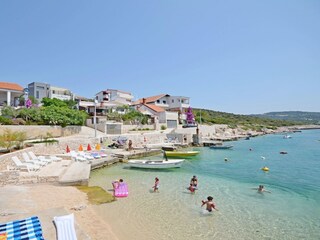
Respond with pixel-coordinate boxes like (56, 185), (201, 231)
(152, 177), (159, 192)
(188, 183), (196, 193)
(201, 196), (218, 212)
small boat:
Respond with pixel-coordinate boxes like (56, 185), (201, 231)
(210, 145), (233, 149)
(161, 146), (177, 151)
(164, 151), (199, 157)
(127, 159), (184, 169)
(280, 151), (288, 154)
(283, 134), (292, 139)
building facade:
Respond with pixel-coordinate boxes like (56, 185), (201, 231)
(0, 82), (24, 107)
(28, 82), (50, 103)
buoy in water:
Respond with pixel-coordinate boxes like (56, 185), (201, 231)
(261, 167), (269, 171)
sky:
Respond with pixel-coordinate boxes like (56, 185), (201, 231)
(0, 0), (319, 114)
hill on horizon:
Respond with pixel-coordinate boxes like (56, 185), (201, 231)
(252, 111), (320, 124)
(192, 108), (301, 130)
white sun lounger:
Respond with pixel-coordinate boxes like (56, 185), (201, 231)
(11, 156), (41, 172)
(53, 213), (77, 240)
(29, 151), (62, 162)
(22, 152), (47, 166)
(28, 151), (52, 164)
(69, 151), (87, 162)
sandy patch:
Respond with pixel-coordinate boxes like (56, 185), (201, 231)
(0, 184), (119, 240)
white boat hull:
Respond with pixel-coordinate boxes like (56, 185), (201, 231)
(128, 159), (184, 169)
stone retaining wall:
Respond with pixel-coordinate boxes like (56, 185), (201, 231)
(0, 125), (82, 139)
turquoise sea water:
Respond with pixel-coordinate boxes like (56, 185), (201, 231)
(89, 130), (320, 240)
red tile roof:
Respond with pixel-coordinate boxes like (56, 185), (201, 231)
(133, 94), (169, 105)
(0, 82), (24, 91)
(144, 104), (165, 113)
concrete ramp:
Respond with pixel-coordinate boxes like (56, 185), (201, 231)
(59, 162), (91, 186)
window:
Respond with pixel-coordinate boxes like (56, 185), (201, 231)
(162, 100), (166, 104)
(172, 99), (174, 103)
(36, 91), (39, 99)
(156, 100), (160, 103)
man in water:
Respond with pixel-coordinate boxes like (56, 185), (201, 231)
(201, 196), (218, 212)
(253, 185), (271, 193)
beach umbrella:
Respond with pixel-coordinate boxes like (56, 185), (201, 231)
(87, 144), (92, 151)
(66, 145), (70, 153)
(79, 144), (83, 151)
(95, 143), (101, 151)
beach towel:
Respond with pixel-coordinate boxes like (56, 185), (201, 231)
(0, 216), (44, 240)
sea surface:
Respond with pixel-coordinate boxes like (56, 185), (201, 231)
(89, 130), (320, 240)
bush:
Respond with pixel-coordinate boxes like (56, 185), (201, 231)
(161, 125), (167, 130)
(0, 116), (13, 125)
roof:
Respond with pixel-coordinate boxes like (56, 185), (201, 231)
(0, 82), (24, 92)
(100, 89), (132, 95)
(144, 104), (165, 113)
(133, 94), (169, 105)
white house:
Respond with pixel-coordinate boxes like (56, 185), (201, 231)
(95, 89), (133, 106)
(133, 94), (190, 112)
(0, 82), (24, 107)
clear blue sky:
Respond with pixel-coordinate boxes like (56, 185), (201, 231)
(1, 0), (319, 114)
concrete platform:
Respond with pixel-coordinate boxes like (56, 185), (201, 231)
(59, 161), (91, 186)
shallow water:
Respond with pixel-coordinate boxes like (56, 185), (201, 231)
(89, 130), (320, 240)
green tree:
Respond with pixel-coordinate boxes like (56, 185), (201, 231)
(41, 98), (68, 107)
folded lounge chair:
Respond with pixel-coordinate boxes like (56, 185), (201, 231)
(0, 216), (44, 240)
(53, 213), (77, 240)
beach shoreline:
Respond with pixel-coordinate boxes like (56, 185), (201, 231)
(1, 124), (319, 239)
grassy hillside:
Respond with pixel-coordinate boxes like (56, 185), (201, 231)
(252, 111), (320, 124)
(192, 108), (303, 131)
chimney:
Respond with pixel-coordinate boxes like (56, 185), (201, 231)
(142, 98), (146, 104)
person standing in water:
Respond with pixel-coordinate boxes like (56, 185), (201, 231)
(190, 175), (198, 188)
(201, 196), (218, 212)
(188, 175), (198, 193)
(152, 177), (160, 192)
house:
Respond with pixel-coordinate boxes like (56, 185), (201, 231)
(135, 99), (179, 128)
(27, 82), (50, 102)
(28, 82), (74, 102)
(132, 94), (191, 128)
(0, 82), (24, 107)
(133, 94), (190, 112)
(92, 89), (134, 115)
(96, 89), (133, 106)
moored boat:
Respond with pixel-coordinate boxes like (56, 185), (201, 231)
(209, 145), (233, 149)
(164, 151), (199, 157)
(127, 159), (184, 169)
